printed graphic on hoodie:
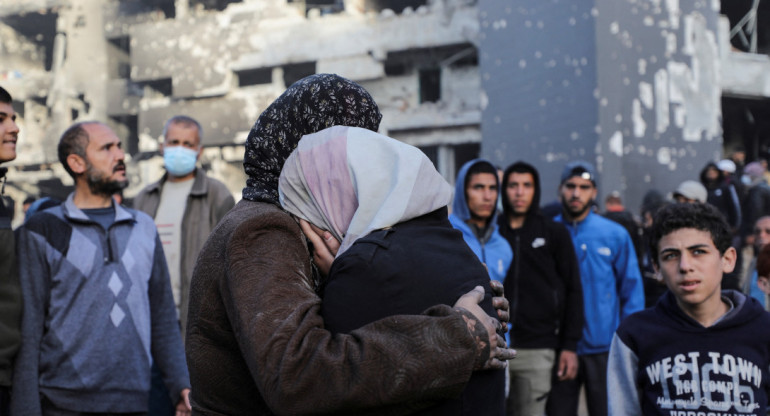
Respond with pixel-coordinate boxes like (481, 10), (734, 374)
(645, 351), (762, 414)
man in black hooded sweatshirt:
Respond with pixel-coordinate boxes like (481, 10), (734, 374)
(497, 161), (584, 416)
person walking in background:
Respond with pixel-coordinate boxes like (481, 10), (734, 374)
(279, 125), (506, 415)
(754, 243), (770, 310)
(717, 158), (746, 202)
(701, 161), (743, 289)
(638, 190), (670, 307)
(672, 180), (708, 204)
(184, 74), (514, 415)
(0, 86), (21, 416)
(498, 161), (583, 416)
(12, 121), (190, 415)
(449, 159), (513, 283)
(549, 160), (644, 416)
(741, 215), (770, 309)
(603, 190), (644, 272)
(133, 115), (233, 415)
(740, 161), (770, 249)
(736, 162), (770, 294)
(700, 161), (742, 234)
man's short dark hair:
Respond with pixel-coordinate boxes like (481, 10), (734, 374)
(0, 86), (12, 104)
(464, 161), (498, 190)
(58, 122), (97, 179)
(648, 202), (732, 266)
(162, 115), (203, 144)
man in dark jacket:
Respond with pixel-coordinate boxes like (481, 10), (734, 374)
(700, 161), (741, 232)
(740, 161), (770, 246)
(0, 86), (20, 416)
(498, 161), (584, 416)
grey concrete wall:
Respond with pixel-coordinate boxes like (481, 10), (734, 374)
(479, 0), (723, 212)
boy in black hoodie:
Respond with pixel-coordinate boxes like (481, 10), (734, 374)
(497, 161), (584, 416)
(608, 202), (770, 415)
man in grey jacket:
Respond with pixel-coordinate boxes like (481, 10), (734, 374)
(13, 121), (190, 415)
(133, 115), (234, 338)
(133, 115), (233, 415)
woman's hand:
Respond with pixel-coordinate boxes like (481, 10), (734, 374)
(454, 286), (516, 370)
(299, 219), (340, 276)
(489, 280), (509, 333)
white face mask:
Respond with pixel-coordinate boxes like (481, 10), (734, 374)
(163, 146), (198, 177)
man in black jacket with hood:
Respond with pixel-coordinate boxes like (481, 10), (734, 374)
(498, 161), (584, 416)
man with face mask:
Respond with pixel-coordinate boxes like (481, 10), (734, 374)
(134, 115), (234, 338)
(133, 116), (233, 415)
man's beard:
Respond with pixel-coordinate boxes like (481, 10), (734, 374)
(561, 197), (591, 219)
(86, 162), (128, 197)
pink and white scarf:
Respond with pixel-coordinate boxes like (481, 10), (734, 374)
(279, 125), (452, 257)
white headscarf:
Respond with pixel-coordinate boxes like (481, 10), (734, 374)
(279, 125), (453, 257)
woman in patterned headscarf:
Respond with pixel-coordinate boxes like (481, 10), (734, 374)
(242, 73), (382, 204)
(185, 74), (513, 415)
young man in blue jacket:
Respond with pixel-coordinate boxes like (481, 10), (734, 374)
(608, 202), (770, 415)
(449, 159), (513, 284)
(550, 160), (644, 416)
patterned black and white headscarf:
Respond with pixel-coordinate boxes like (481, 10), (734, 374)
(242, 73), (383, 204)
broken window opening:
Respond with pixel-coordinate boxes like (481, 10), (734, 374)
(236, 67), (273, 87)
(136, 79), (173, 98)
(2, 11), (59, 71)
(107, 36), (131, 80)
(109, 115), (140, 156)
(283, 62), (316, 87)
(352, 0), (428, 14)
(419, 68), (441, 103)
(722, 95), (770, 162)
(384, 62), (408, 76)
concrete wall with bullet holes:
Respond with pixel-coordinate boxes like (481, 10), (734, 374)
(478, 0), (726, 211)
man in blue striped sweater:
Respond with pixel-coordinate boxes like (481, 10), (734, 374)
(12, 122), (190, 415)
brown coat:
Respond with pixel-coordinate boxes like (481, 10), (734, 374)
(185, 199), (489, 415)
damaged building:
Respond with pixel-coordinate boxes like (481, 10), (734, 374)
(479, 0), (770, 210)
(0, 0), (769, 219)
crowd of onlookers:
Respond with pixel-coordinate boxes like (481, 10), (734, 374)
(3, 74), (770, 416)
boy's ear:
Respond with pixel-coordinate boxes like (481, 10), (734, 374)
(651, 261), (663, 281)
(721, 246), (738, 274)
